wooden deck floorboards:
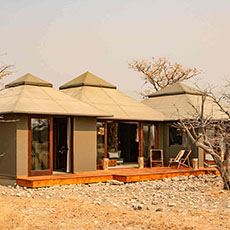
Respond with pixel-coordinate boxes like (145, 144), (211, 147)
(16, 167), (217, 188)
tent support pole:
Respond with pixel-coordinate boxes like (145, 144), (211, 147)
(138, 122), (144, 168)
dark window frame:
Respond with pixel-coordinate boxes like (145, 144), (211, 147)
(169, 126), (182, 146)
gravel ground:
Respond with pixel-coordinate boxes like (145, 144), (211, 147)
(0, 174), (229, 229)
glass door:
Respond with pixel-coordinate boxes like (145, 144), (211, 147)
(29, 116), (53, 176)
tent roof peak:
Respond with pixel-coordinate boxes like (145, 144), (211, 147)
(59, 71), (117, 90)
(148, 82), (202, 98)
(5, 73), (53, 88)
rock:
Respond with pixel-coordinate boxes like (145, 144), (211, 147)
(167, 203), (176, 207)
(94, 201), (101, 205)
(132, 203), (143, 210)
(108, 180), (124, 186)
(162, 178), (171, 182)
(189, 175), (195, 179)
(15, 185), (20, 190)
(27, 193), (31, 198)
(171, 177), (179, 181)
(155, 208), (163, 212)
(152, 201), (158, 205)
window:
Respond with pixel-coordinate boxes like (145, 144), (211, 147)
(169, 127), (182, 146)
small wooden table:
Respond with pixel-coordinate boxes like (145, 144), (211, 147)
(150, 149), (164, 167)
(108, 159), (117, 167)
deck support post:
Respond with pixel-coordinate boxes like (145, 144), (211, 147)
(102, 158), (109, 170)
(154, 124), (159, 149)
(138, 122), (144, 168)
(138, 157), (144, 168)
(103, 121), (109, 170)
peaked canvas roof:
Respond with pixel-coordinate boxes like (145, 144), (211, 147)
(0, 73), (111, 117)
(148, 82), (202, 97)
(6, 73), (53, 88)
(143, 82), (227, 121)
(59, 71), (117, 90)
(60, 72), (165, 121)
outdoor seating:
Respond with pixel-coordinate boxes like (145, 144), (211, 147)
(108, 150), (124, 166)
(168, 150), (191, 168)
(150, 149), (164, 167)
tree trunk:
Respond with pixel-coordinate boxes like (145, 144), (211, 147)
(220, 170), (230, 190)
(214, 155), (230, 190)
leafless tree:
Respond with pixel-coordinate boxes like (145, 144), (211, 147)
(129, 57), (200, 94)
(130, 57), (230, 189)
(0, 54), (14, 158)
(0, 63), (13, 80)
(177, 88), (230, 190)
(0, 53), (13, 89)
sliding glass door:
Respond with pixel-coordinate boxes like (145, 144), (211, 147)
(29, 116), (53, 176)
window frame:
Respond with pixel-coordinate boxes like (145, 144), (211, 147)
(169, 126), (182, 146)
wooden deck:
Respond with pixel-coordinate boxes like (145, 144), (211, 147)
(16, 167), (218, 188)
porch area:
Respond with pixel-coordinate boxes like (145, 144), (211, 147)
(16, 167), (218, 188)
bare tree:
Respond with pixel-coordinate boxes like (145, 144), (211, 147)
(129, 57), (200, 94)
(0, 53), (13, 89)
(177, 88), (230, 190)
(0, 63), (13, 80)
(0, 54), (14, 159)
(130, 56), (230, 189)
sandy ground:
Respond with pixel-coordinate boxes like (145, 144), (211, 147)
(0, 196), (229, 230)
(0, 175), (229, 230)
(0, 197), (230, 230)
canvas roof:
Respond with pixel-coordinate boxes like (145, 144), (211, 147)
(60, 71), (117, 90)
(143, 82), (227, 121)
(0, 73), (111, 117)
(60, 72), (165, 121)
(148, 82), (202, 97)
(6, 73), (53, 88)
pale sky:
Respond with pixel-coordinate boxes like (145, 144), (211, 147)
(1, 0), (230, 98)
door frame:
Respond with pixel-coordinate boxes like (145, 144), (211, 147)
(53, 116), (74, 173)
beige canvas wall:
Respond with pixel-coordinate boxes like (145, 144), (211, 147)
(0, 115), (17, 177)
(158, 122), (199, 165)
(16, 114), (28, 176)
(73, 116), (97, 172)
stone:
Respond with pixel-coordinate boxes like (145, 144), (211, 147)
(171, 177), (179, 181)
(132, 203), (143, 210)
(108, 180), (124, 186)
(152, 201), (158, 205)
(167, 203), (176, 207)
(27, 193), (31, 198)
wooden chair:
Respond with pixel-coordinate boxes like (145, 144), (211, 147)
(150, 149), (164, 167)
(168, 150), (192, 168)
